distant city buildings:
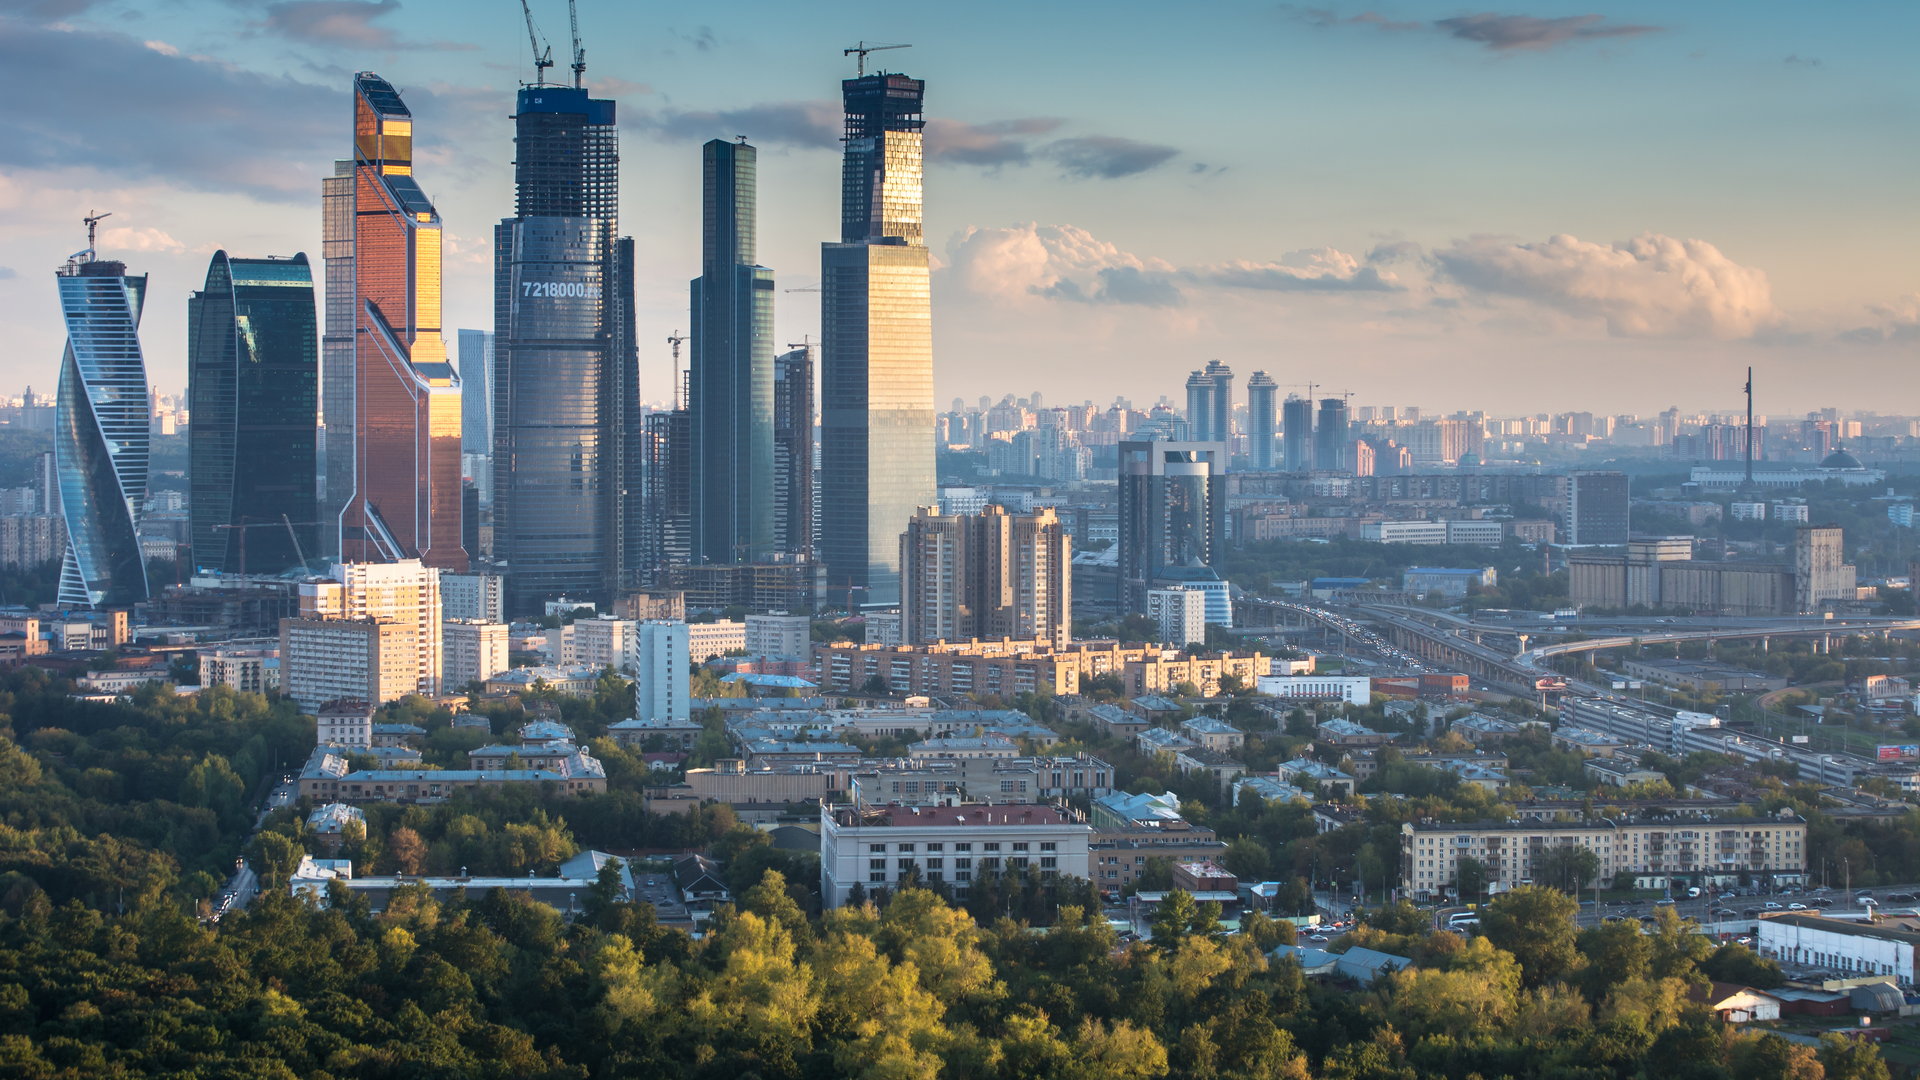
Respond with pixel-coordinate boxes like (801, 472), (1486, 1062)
(630, 619), (690, 722)
(1117, 440), (1226, 615)
(900, 505), (1072, 647)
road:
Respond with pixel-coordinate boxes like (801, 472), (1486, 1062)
(210, 773), (298, 922)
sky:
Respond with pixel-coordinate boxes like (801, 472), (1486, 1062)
(0, 0), (1913, 416)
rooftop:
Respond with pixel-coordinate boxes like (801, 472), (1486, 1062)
(829, 803), (1082, 829)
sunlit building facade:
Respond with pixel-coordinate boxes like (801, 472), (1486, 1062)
(54, 235), (150, 609)
(820, 72), (935, 607)
(1246, 370), (1277, 470)
(1117, 440), (1227, 615)
(188, 251), (319, 574)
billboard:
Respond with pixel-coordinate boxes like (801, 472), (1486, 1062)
(1876, 745), (1918, 761)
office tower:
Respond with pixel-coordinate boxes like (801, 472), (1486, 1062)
(1314, 397), (1349, 472)
(689, 138), (775, 566)
(54, 221), (151, 609)
(629, 619), (690, 721)
(1562, 470), (1630, 546)
(494, 79), (638, 613)
(320, 161), (354, 557)
(1205, 360), (1234, 448)
(820, 71), (935, 607)
(442, 618), (508, 688)
(773, 346), (815, 557)
(187, 251), (319, 575)
(298, 558), (442, 695)
(1116, 440), (1227, 614)
(279, 616), (419, 712)
(900, 504), (1072, 647)
(440, 570), (505, 622)
(456, 329), (493, 504)
(1184, 370), (1212, 442)
(337, 73), (465, 571)
(640, 408), (691, 576)
(1246, 371), (1277, 470)
(1145, 585), (1207, 646)
(1282, 395), (1313, 472)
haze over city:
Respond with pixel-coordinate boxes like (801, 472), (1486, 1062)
(0, 0), (1913, 412)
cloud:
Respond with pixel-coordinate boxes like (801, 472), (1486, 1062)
(1839, 295), (1920, 344)
(0, 16), (336, 201)
(257, 0), (475, 51)
(632, 99), (841, 150)
(672, 25), (716, 52)
(1434, 13), (1661, 51)
(1432, 232), (1780, 337)
(0, 266), (15, 280)
(99, 225), (183, 253)
(0, 0), (107, 20)
(1783, 53), (1822, 67)
(924, 117), (1063, 168)
(1046, 136), (1179, 179)
(1293, 7), (1661, 51)
(947, 223), (1393, 309)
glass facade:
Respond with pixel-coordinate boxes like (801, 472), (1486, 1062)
(821, 73), (934, 606)
(493, 85), (637, 614)
(55, 256), (150, 609)
(1315, 397), (1349, 472)
(320, 161), (354, 558)
(457, 329), (493, 506)
(690, 139), (775, 566)
(1282, 396), (1313, 472)
(188, 251), (318, 574)
(341, 72), (466, 571)
(772, 346), (814, 557)
(1246, 371), (1277, 470)
(1116, 441), (1227, 613)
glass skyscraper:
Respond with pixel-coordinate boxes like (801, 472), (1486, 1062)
(320, 161), (354, 559)
(54, 232), (150, 609)
(493, 83), (638, 614)
(336, 72), (466, 571)
(820, 72), (934, 606)
(1315, 396), (1350, 473)
(187, 251), (318, 574)
(1282, 395), (1314, 471)
(772, 345), (814, 558)
(689, 138), (775, 566)
(457, 329), (493, 508)
(1116, 440), (1227, 614)
(1246, 370), (1277, 470)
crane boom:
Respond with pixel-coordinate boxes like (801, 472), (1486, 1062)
(519, 0), (553, 84)
(843, 40), (910, 77)
(568, 0), (584, 88)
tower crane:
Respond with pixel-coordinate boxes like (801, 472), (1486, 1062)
(211, 519), (326, 576)
(518, 0), (553, 85)
(843, 40), (910, 77)
(567, 0), (585, 88)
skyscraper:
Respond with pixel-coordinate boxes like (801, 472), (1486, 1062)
(1314, 397), (1349, 473)
(187, 251), (319, 575)
(493, 80), (639, 613)
(820, 71), (935, 607)
(1205, 359), (1234, 449)
(773, 345), (815, 557)
(1184, 370), (1211, 442)
(337, 73), (465, 572)
(320, 162), (354, 558)
(1117, 440), (1227, 615)
(690, 138), (775, 566)
(900, 504), (1072, 647)
(457, 329), (493, 506)
(54, 219), (150, 609)
(1246, 370), (1277, 470)
(1282, 395), (1313, 471)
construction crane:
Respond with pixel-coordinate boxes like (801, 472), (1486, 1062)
(843, 40), (910, 77)
(666, 332), (687, 410)
(567, 0), (585, 88)
(783, 285), (820, 294)
(519, 0), (553, 85)
(211, 519), (326, 576)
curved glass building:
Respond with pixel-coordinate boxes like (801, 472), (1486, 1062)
(188, 251), (319, 574)
(55, 241), (151, 609)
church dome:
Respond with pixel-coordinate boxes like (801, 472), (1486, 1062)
(1820, 447), (1863, 470)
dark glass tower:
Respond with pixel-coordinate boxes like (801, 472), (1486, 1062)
(457, 329), (493, 508)
(820, 72), (934, 606)
(689, 139), (775, 566)
(1282, 395), (1313, 471)
(1117, 440), (1226, 614)
(493, 83), (639, 613)
(1246, 370), (1277, 470)
(188, 251), (319, 574)
(1314, 396), (1349, 472)
(54, 230), (150, 609)
(773, 345), (814, 557)
(1184, 370), (1211, 442)
(1205, 360), (1233, 447)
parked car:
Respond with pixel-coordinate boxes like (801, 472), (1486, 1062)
(1788, 903), (1808, 910)
(1764, 901), (1784, 910)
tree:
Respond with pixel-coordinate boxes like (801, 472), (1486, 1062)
(388, 826), (429, 875)
(1151, 890), (1199, 945)
(1480, 885), (1581, 986)
(1454, 855), (1488, 902)
(1818, 1033), (1890, 1080)
(1536, 844), (1602, 893)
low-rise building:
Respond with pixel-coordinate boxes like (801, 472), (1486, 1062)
(1181, 716), (1245, 753)
(689, 620), (747, 662)
(315, 700), (373, 748)
(1401, 567), (1497, 599)
(1552, 725), (1631, 758)
(1257, 675), (1372, 705)
(820, 801), (1094, 907)
(200, 646), (279, 695)
(1274, 758), (1357, 798)
(1315, 717), (1396, 748)
(1090, 830), (1227, 892)
(1757, 914), (1920, 987)
(1173, 747), (1247, 793)
(1585, 757), (1668, 787)
(1232, 775), (1312, 806)
(295, 743), (606, 802)
(1135, 726), (1197, 755)
(483, 665), (603, 697)
(608, 715), (707, 750)
(811, 638), (1267, 698)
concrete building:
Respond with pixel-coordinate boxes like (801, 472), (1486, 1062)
(300, 560), (442, 695)
(1399, 815), (1806, 900)
(1145, 585), (1207, 647)
(745, 612), (811, 658)
(1402, 566), (1496, 600)
(296, 743), (606, 803)
(820, 801), (1093, 907)
(688, 619), (747, 661)
(199, 646), (279, 695)
(900, 504), (1072, 648)
(1181, 716), (1245, 753)
(1118, 440), (1227, 615)
(630, 619), (690, 722)
(813, 637), (1267, 698)
(1570, 527), (1855, 615)
(439, 571), (504, 622)
(1256, 674), (1372, 705)
(548, 616), (636, 672)
(1758, 914), (1920, 987)
(1561, 471), (1629, 546)
(314, 701), (373, 748)
(442, 619), (508, 689)
(279, 618), (420, 712)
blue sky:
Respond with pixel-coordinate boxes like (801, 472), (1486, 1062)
(0, 0), (1912, 414)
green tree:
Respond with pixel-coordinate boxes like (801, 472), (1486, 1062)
(1818, 1033), (1891, 1080)
(1480, 885), (1581, 986)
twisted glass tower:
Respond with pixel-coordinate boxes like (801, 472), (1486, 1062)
(55, 234), (150, 608)
(188, 251), (319, 574)
(820, 72), (934, 606)
(493, 83), (638, 613)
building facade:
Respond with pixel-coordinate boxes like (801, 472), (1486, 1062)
(1146, 585), (1207, 647)
(442, 618), (507, 688)
(279, 617), (419, 712)
(1117, 440), (1227, 614)
(493, 82), (639, 611)
(187, 251), (319, 575)
(901, 505), (1072, 648)
(820, 801), (1093, 907)
(819, 72), (935, 606)
(299, 559), (442, 696)
(1245, 370), (1277, 470)
(772, 345), (814, 558)
(630, 619), (690, 721)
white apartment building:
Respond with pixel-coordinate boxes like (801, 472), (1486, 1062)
(1146, 585), (1207, 647)
(745, 612), (811, 659)
(316, 701), (374, 748)
(688, 619), (747, 662)
(300, 560), (442, 696)
(1256, 674), (1372, 705)
(440, 572), (505, 623)
(1361, 521), (1447, 544)
(1444, 520), (1505, 546)
(630, 620), (690, 722)
(279, 618), (420, 712)
(200, 647), (279, 695)
(1400, 816), (1807, 900)
(549, 616), (636, 672)
(820, 802), (1094, 907)
(443, 619), (508, 689)
(1758, 914), (1920, 987)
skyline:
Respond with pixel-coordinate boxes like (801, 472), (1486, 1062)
(0, 0), (1914, 415)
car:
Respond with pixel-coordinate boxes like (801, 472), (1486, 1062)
(1788, 903), (1808, 910)
(1713, 908), (1738, 918)
(1889, 893), (1917, 903)
(1764, 901), (1783, 910)
(1856, 893), (1876, 903)
(1812, 898), (1834, 908)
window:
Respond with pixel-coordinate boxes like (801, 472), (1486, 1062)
(1013, 842), (1030, 852)
(870, 859), (886, 871)
(1012, 857), (1030, 869)
(985, 842), (1002, 852)
(1040, 842), (1057, 852)
(898, 843), (916, 853)
(1041, 857), (1057, 869)
(982, 857), (1001, 870)
(927, 843), (944, 852)
(927, 858), (944, 870)
(955, 858), (972, 870)
(870, 872), (886, 883)
(955, 842), (973, 852)
(870, 844), (888, 854)
(955, 871), (972, 882)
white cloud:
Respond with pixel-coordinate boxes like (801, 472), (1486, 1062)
(1431, 232), (1781, 338)
(98, 225), (182, 253)
(1840, 293), (1920, 344)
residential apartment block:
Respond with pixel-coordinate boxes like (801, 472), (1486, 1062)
(820, 801), (1094, 907)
